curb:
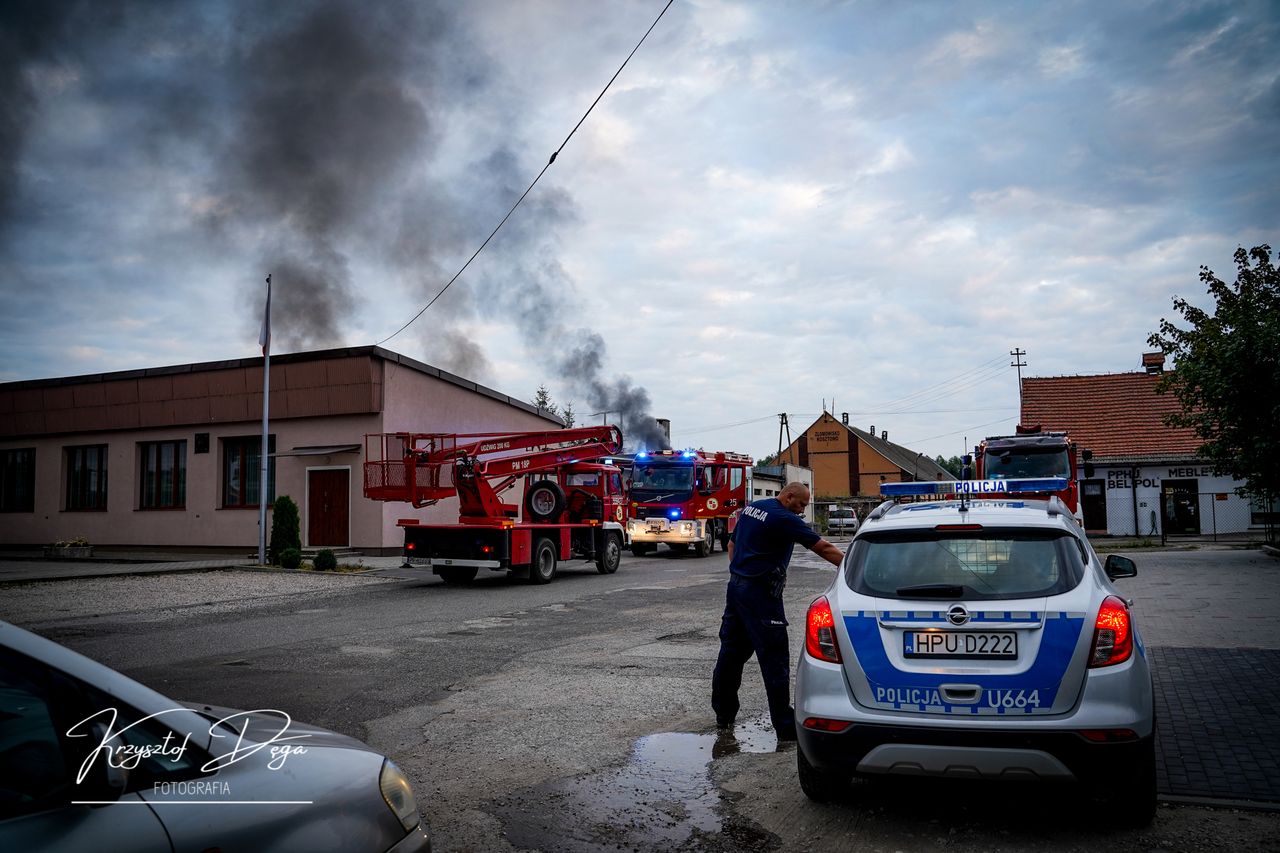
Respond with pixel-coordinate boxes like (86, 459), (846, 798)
(1159, 793), (1280, 814)
(1262, 544), (1280, 560)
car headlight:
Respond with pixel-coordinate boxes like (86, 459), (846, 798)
(379, 758), (420, 833)
(679, 522), (694, 535)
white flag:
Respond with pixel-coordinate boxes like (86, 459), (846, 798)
(259, 274), (272, 356)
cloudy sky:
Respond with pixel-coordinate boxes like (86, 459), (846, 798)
(1, 0), (1276, 460)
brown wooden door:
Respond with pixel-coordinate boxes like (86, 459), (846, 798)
(308, 469), (350, 547)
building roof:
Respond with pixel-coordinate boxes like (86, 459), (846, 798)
(1020, 371), (1201, 463)
(0, 345), (561, 438)
(841, 423), (954, 480)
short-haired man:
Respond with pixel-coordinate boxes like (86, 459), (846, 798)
(712, 482), (844, 740)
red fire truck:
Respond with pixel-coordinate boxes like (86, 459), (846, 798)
(625, 448), (753, 557)
(363, 426), (629, 584)
(974, 425), (1094, 515)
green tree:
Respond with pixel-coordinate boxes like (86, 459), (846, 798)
(531, 383), (559, 416)
(269, 495), (302, 564)
(934, 455), (964, 478)
(1147, 244), (1279, 530)
(561, 400), (576, 428)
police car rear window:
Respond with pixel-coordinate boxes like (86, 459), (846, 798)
(845, 528), (1084, 601)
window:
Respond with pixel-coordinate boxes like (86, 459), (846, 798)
(1, 448), (35, 512)
(849, 529), (1085, 601)
(140, 440), (186, 509)
(730, 468), (744, 490)
(223, 435), (275, 508)
(0, 651), (207, 821)
(65, 445), (108, 511)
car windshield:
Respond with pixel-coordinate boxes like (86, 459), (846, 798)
(985, 449), (1070, 479)
(630, 465), (693, 497)
(846, 528), (1084, 600)
(830, 509), (854, 519)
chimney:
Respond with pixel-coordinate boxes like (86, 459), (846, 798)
(869, 424), (875, 437)
(841, 412), (848, 425)
(655, 418), (671, 445)
(881, 430), (888, 441)
(1142, 352), (1166, 374)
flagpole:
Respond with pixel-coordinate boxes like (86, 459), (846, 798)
(258, 274), (272, 565)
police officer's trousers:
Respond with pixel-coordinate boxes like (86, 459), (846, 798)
(711, 574), (793, 732)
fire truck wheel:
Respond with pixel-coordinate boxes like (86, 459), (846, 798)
(528, 538), (557, 584)
(695, 533), (712, 558)
(596, 532), (622, 574)
(525, 480), (566, 522)
(438, 566), (478, 584)
(631, 543), (654, 557)
(705, 519), (720, 552)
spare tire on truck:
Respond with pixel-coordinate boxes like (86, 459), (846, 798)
(524, 480), (566, 522)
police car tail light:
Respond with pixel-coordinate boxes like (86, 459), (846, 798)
(1089, 595), (1133, 668)
(805, 597), (842, 663)
(802, 717), (852, 733)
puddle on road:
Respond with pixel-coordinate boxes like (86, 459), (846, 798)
(495, 723), (780, 851)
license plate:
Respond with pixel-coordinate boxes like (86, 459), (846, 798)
(904, 631), (1017, 659)
(647, 521), (664, 531)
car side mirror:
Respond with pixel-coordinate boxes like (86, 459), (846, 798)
(1104, 554), (1137, 580)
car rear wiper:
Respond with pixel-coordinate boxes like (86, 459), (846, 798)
(895, 584), (965, 598)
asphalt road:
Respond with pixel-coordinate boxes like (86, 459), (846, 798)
(4, 545), (1278, 851)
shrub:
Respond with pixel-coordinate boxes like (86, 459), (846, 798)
(279, 547), (302, 570)
(314, 549), (337, 571)
(269, 496), (301, 564)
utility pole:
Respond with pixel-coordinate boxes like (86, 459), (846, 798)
(777, 413), (792, 461)
(1010, 347), (1027, 416)
(591, 410), (615, 425)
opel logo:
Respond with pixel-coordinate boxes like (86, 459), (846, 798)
(947, 605), (970, 626)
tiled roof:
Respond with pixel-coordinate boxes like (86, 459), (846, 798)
(1020, 372), (1201, 462)
(843, 423), (953, 480)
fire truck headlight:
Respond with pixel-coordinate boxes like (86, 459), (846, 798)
(679, 522), (695, 535)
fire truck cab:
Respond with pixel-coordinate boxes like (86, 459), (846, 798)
(975, 425), (1094, 517)
(626, 448), (753, 558)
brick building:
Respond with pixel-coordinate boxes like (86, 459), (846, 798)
(1021, 353), (1265, 538)
(777, 412), (951, 502)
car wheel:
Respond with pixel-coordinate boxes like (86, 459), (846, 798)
(1096, 737), (1157, 828)
(527, 538), (557, 584)
(524, 480), (566, 522)
(797, 745), (851, 803)
(437, 566), (478, 584)
(596, 532), (622, 574)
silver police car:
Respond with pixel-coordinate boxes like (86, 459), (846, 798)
(795, 479), (1155, 826)
(0, 621), (431, 852)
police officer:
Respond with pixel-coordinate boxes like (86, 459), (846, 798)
(712, 482), (843, 740)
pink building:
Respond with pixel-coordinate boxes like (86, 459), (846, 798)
(0, 347), (560, 554)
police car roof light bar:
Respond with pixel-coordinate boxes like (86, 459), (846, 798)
(879, 477), (1070, 498)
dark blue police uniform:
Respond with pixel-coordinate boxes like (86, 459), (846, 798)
(711, 497), (819, 735)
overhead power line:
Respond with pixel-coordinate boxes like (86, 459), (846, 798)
(376, 0), (676, 346)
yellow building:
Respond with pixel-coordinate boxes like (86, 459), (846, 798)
(778, 412), (952, 499)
